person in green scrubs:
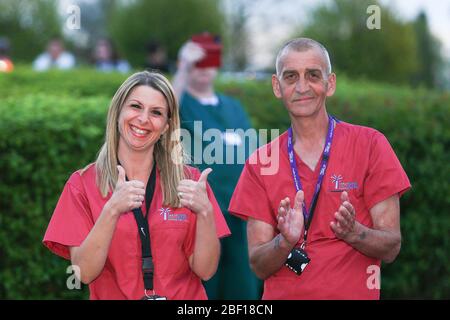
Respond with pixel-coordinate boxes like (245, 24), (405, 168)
(172, 35), (261, 300)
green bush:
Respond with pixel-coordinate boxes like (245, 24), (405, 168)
(0, 69), (449, 299)
(0, 67), (129, 99)
(0, 94), (110, 299)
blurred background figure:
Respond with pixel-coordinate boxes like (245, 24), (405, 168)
(172, 32), (261, 300)
(33, 38), (76, 71)
(92, 38), (130, 73)
(144, 40), (172, 74)
(0, 37), (14, 72)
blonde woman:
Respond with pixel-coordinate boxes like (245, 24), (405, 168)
(43, 71), (229, 300)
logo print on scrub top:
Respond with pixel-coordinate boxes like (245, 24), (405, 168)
(159, 207), (188, 222)
(331, 174), (343, 189)
(160, 208), (170, 221)
(330, 174), (358, 192)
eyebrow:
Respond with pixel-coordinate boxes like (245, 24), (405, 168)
(128, 99), (166, 109)
(281, 68), (325, 79)
(281, 70), (298, 77)
(129, 99), (143, 106)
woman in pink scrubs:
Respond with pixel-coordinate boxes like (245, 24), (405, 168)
(43, 71), (230, 300)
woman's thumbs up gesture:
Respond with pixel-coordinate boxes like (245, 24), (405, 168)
(177, 168), (213, 216)
(106, 165), (146, 217)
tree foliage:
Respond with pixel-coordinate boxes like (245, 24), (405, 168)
(297, 0), (420, 85)
(412, 11), (443, 89)
(107, 0), (224, 67)
(0, 0), (61, 62)
(223, 1), (249, 71)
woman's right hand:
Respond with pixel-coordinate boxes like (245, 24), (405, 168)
(105, 165), (145, 217)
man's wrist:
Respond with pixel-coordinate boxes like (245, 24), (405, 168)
(347, 222), (367, 245)
(275, 234), (297, 252)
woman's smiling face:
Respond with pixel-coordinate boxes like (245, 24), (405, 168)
(118, 85), (169, 152)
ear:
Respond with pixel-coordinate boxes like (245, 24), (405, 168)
(272, 74), (282, 99)
(326, 73), (336, 97)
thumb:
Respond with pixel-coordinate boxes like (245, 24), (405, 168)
(117, 165), (126, 185)
(293, 190), (304, 212)
(198, 168), (212, 184)
(341, 191), (349, 203)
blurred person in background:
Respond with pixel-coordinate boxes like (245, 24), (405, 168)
(43, 71), (230, 300)
(144, 40), (172, 74)
(0, 37), (14, 72)
(172, 32), (261, 300)
(33, 38), (76, 71)
(92, 38), (130, 74)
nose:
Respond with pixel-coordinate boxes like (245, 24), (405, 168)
(295, 76), (306, 93)
(294, 77), (303, 93)
(137, 108), (150, 124)
(295, 73), (312, 94)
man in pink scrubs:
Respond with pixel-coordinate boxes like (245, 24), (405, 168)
(229, 38), (410, 299)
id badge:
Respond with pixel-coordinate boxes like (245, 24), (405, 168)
(142, 290), (167, 300)
(285, 248), (310, 276)
(141, 295), (167, 300)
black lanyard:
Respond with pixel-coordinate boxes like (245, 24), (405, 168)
(125, 162), (157, 292)
(287, 115), (339, 248)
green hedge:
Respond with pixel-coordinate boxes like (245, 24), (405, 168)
(0, 69), (449, 299)
(0, 93), (110, 299)
(0, 67), (128, 99)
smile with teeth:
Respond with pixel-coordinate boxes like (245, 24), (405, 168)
(130, 125), (150, 137)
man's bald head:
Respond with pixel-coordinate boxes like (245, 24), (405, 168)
(275, 38), (332, 77)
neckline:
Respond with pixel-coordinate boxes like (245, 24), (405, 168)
(284, 122), (341, 175)
(185, 91), (221, 107)
(294, 149), (323, 175)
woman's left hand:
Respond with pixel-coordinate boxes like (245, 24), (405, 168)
(177, 168), (213, 217)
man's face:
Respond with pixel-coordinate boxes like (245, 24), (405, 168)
(188, 67), (218, 90)
(272, 48), (336, 118)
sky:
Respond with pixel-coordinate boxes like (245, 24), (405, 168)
(241, 0), (450, 70)
(383, 0), (450, 55)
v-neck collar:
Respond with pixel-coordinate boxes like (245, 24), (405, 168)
(293, 150), (323, 177)
(283, 124), (341, 177)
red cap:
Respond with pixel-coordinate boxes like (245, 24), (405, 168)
(191, 32), (222, 68)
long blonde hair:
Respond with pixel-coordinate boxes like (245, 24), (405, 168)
(93, 71), (186, 207)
